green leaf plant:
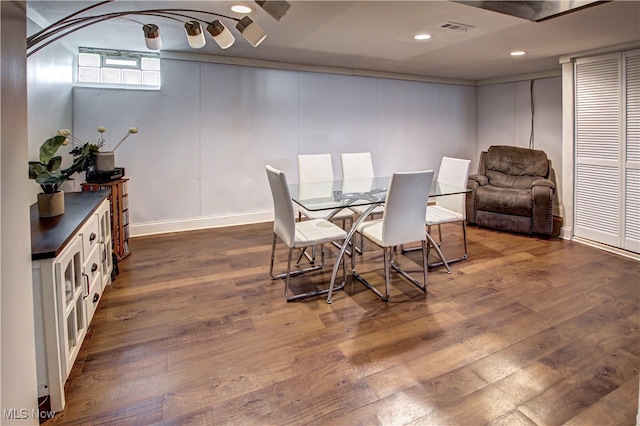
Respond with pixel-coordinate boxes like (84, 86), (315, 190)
(28, 133), (99, 194)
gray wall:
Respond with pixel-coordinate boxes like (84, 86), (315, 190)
(72, 59), (478, 236)
(26, 20), (75, 203)
(27, 51), (563, 236)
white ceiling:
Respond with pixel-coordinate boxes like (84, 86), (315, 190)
(27, 0), (640, 83)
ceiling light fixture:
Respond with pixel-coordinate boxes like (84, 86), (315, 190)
(235, 16), (268, 47)
(510, 51), (526, 56)
(230, 5), (253, 14)
(142, 24), (162, 50)
(207, 20), (235, 50)
(414, 33), (432, 40)
(184, 21), (206, 49)
(26, 0), (289, 58)
(254, 0), (291, 21)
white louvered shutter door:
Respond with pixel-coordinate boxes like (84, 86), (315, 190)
(624, 50), (640, 253)
(575, 53), (621, 246)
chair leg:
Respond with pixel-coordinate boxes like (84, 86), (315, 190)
(462, 220), (468, 258)
(389, 242), (427, 292)
(287, 244), (325, 300)
(284, 247), (294, 300)
(270, 237), (324, 281)
(425, 232), (451, 274)
(352, 264), (390, 301)
(351, 237), (390, 301)
(285, 245), (347, 302)
(427, 221), (468, 268)
(352, 239), (428, 301)
(280, 242), (347, 302)
(422, 240), (428, 289)
(269, 233), (278, 279)
(296, 246), (314, 265)
(384, 247), (391, 300)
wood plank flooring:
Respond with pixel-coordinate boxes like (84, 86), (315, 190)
(45, 222), (639, 425)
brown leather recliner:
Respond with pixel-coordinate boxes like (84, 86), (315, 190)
(466, 145), (556, 235)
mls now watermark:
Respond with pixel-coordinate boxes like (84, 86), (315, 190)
(4, 408), (56, 420)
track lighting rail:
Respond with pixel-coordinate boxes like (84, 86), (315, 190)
(27, 0), (290, 57)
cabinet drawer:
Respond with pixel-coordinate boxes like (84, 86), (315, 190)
(84, 246), (103, 324)
(81, 214), (100, 255)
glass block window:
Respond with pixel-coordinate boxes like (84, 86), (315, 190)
(77, 48), (161, 89)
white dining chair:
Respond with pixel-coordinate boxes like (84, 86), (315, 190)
(340, 152), (385, 218)
(340, 152), (384, 254)
(426, 157), (471, 268)
(266, 165), (347, 302)
(352, 170), (434, 301)
(297, 154), (354, 226)
(297, 154), (355, 261)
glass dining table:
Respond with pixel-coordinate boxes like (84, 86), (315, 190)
(289, 176), (471, 303)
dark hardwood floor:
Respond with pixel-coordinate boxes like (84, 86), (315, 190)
(45, 222), (639, 425)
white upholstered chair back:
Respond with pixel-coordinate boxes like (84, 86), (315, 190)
(382, 170), (434, 247)
(435, 157), (471, 216)
(266, 165), (295, 247)
(341, 152), (375, 180)
(340, 152), (382, 209)
(297, 154), (334, 200)
(298, 154), (334, 183)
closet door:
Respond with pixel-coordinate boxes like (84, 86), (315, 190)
(624, 50), (640, 253)
(574, 49), (640, 254)
(575, 53), (621, 247)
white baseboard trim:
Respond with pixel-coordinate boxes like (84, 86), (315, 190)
(130, 211), (274, 237)
(559, 226), (573, 240)
(572, 236), (640, 262)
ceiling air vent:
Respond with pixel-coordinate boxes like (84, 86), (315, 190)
(439, 21), (474, 32)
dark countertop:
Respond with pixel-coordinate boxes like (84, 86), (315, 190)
(31, 191), (109, 260)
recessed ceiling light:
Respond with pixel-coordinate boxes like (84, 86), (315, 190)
(510, 51), (526, 56)
(231, 4), (253, 14)
(414, 33), (432, 41)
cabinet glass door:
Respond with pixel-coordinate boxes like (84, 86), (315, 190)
(55, 236), (87, 379)
(98, 202), (113, 283)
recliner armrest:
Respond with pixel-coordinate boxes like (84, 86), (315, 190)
(531, 178), (556, 191)
(468, 174), (488, 186)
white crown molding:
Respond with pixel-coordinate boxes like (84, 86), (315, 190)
(475, 69), (562, 86)
(558, 41), (640, 64)
(162, 51), (568, 87)
(160, 50), (477, 86)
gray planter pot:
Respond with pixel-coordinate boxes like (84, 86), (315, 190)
(96, 151), (115, 172)
(37, 191), (65, 218)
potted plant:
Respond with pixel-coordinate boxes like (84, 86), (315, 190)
(92, 126), (139, 173)
(28, 131), (97, 217)
(65, 126), (139, 175)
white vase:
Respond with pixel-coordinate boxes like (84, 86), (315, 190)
(37, 191), (65, 218)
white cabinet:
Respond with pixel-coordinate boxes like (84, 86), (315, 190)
(31, 192), (113, 413)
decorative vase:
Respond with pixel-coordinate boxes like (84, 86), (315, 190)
(37, 191), (65, 218)
(96, 151), (115, 172)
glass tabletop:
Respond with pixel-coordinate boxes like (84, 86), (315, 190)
(290, 176), (470, 212)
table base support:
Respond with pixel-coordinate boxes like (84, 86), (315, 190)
(402, 233), (452, 274)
